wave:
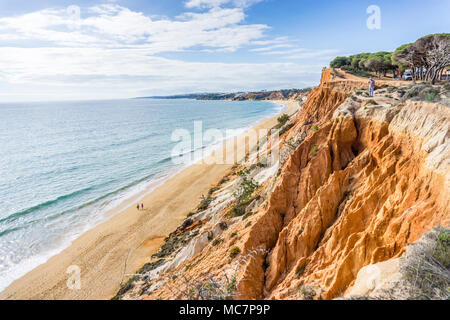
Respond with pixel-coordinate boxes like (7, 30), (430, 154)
(0, 226), (21, 238)
(169, 144), (208, 159)
(0, 169), (163, 232)
(0, 186), (96, 225)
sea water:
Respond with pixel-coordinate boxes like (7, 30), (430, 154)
(0, 98), (282, 291)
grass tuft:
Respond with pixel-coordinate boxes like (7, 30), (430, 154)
(310, 145), (319, 156)
(401, 227), (450, 300)
(230, 246), (241, 259)
(364, 99), (378, 106)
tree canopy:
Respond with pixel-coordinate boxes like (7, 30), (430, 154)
(330, 51), (396, 77)
(330, 33), (450, 83)
(392, 33), (450, 83)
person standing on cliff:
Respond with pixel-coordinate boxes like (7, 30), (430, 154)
(368, 77), (375, 97)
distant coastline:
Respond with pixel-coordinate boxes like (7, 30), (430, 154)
(135, 87), (312, 101)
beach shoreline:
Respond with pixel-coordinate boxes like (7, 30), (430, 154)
(0, 100), (299, 300)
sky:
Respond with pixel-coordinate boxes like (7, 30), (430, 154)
(0, 0), (448, 102)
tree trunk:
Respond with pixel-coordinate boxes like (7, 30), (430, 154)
(431, 72), (437, 85)
(431, 67), (440, 85)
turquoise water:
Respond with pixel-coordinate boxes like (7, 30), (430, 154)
(0, 98), (282, 291)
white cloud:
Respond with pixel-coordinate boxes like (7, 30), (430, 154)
(185, 0), (263, 9)
(0, 46), (321, 101)
(248, 38), (340, 60)
(250, 44), (295, 52)
(0, 46), (320, 84)
(250, 46), (340, 60)
(0, 5), (268, 52)
(0, 3), (330, 101)
(185, 0), (229, 8)
(282, 49), (341, 60)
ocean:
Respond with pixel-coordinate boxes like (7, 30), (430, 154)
(0, 98), (283, 292)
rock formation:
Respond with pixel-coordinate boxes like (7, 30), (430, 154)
(117, 69), (449, 300)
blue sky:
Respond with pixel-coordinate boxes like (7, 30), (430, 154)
(0, 0), (448, 101)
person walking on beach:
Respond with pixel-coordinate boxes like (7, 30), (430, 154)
(141, 203), (144, 210)
(137, 203), (140, 211)
(368, 77), (375, 97)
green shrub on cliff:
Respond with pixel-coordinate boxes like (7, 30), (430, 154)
(426, 92), (437, 101)
(242, 211), (255, 220)
(403, 84), (441, 102)
(208, 186), (220, 195)
(277, 114), (289, 126)
(310, 145), (319, 156)
(279, 123), (294, 136)
(230, 246), (241, 259)
(228, 177), (259, 218)
(239, 177), (258, 200)
(364, 99), (378, 106)
(180, 273), (238, 300)
(212, 238), (223, 247)
(197, 196), (214, 212)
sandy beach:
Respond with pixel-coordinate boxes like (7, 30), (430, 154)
(0, 100), (300, 300)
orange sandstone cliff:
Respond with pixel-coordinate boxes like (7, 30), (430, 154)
(116, 69), (449, 300)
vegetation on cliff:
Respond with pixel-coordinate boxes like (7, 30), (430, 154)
(331, 51), (395, 77)
(393, 34), (450, 83)
(348, 227), (449, 300)
(331, 33), (450, 82)
(401, 228), (449, 300)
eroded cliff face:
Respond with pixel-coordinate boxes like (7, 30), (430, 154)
(120, 70), (449, 300)
(241, 73), (449, 300)
(260, 103), (448, 300)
